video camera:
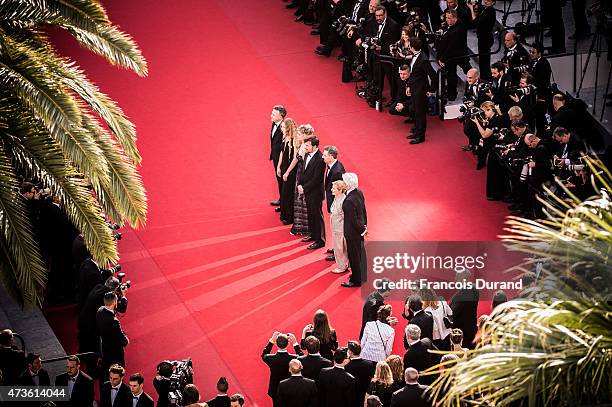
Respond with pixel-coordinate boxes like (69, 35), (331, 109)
(114, 271), (130, 314)
(332, 16), (365, 37)
(424, 22), (448, 44)
(157, 359), (193, 406)
(458, 98), (484, 122)
(508, 84), (536, 97)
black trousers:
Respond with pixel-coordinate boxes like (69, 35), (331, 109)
(486, 152), (511, 199)
(346, 237), (366, 284)
(478, 38), (494, 81)
(445, 58), (471, 99)
(272, 159), (282, 199)
(571, 0), (590, 34)
(305, 194), (325, 244)
(412, 92), (428, 139)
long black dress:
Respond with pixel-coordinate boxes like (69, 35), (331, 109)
(291, 154), (309, 235)
(279, 140), (296, 223)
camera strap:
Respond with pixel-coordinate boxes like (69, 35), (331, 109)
(375, 321), (389, 354)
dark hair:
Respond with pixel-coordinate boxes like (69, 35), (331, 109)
(104, 276), (120, 290)
(409, 37), (423, 51)
(230, 394), (245, 405)
(109, 364), (125, 377)
(491, 61), (505, 72)
(399, 64), (410, 72)
(531, 42), (544, 53)
(347, 340), (362, 356)
(304, 336), (321, 354)
(20, 181), (35, 195)
(377, 304), (392, 322)
(217, 377), (229, 393)
(407, 294), (423, 312)
(312, 309), (333, 344)
(492, 290), (508, 309)
(377, 278), (392, 294)
(182, 384), (200, 405)
(367, 395), (383, 407)
(552, 126), (569, 138)
(333, 348), (348, 364)
(450, 328), (463, 345)
(276, 334), (289, 349)
(129, 373), (144, 385)
(26, 352), (41, 365)
(520, 271), (536, 287)
(0, 329), (13, 346)
(157, 362), (173, 378)
(103, 291), (117, 305)
(273, 105), (287, 118)
(521, 72), (534, 84)
(511, 120), (527, 129)
(375, 5), (386, 13)
(305, 136), (320, 147)
(67, 355), (80, 364)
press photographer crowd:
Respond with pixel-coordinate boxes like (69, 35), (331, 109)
(280, 0), (608, 220)
(0, 182), (244, 406)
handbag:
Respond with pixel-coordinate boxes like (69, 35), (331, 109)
(442, 302), (453, 329)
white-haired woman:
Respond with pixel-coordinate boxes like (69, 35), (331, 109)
(330, 180), (349, 273)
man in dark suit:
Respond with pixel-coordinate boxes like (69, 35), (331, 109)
(100, 364), (132, 407)
(276, 360), (318, 407)
(503, 32), (530, 84)
(403, 294), (434, 343)
(17, 352), (50, 387)
(269, 105), (287, 207)
(528, 43), (552, 133)
(298, 136), (326, 249)
(488, 62), (513, 114)
(298, 336), (332, 384)
(437, 10), (471, 101)
(390, 368), (430, 407)
(317, 349), (356, 407)
(403, 325), (438, 385)
(54, 355), (94, 407)
(341, 172), (368, 288)
(96, 292), (129, 374)
(450, 270), (479, 348)
(360, 283), (391, 338)
(128, 373), (155, 407)
(77, 257), (113, 309)
(206, 377), (231, 407)
(322, 145), (346, 261)
(405, 37), (437, 144)
(388, 65), (413, 118)
(345, 341), (376, 407)
(550, 93), (579, 136)
(262, 332), (304, 406)
(0, 329), (26, 385)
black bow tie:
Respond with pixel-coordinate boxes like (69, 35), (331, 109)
(133, 396), (139, 399)
(69, 377), (76, 382)
(112, 387), (119, 391)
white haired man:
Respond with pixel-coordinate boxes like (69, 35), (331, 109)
(340, 172), (368, 288)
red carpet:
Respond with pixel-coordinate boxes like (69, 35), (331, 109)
(45, 0), (508, 405)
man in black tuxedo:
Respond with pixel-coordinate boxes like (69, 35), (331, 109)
(405, 37), (437, 144)
(360, 283), (391, 339)
(390, 368), (430, 407)
(206, 377), (231, 407)
(276, 360), (318, 407)
(403, 325), (438, 385)
(128, 373), (155, 407)
(503, 32), (530, 84)
(488, 62), (513, 114)
(437, 10), (471, 101)
(298, 336), (332, 383)
(445, 0), (471, 26)
(450, 270), (479, 348)
(317, 349), (356, 407)
(403, 294), (434, 345)
(528, 43), (552, 133)
(77, 257), (114, 309)
(17, 352), (50, 387)
(389, 65), (413, 118)
(298, 137), (326, 250)
(96, 292), (129, 374)
(262, 332), (304, 406)
(100, 364), (132, 407)
(550, 93), (579, 136)
(0, 329), (26, 385)
(54, 355), (94, 407)
(341, 172), (368, 288)
(345, 341), (376, 407)
(269, 105), (287, 207)
(322, 145), (346, 261)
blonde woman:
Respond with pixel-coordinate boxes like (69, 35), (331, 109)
(366, 361), (395, 407)
(289, 124), (314, 236)
(471, 100), (504, 170)
(329, 180), (349, 273)
(277, 118), (299, 225)
(385, 355), (405, 390)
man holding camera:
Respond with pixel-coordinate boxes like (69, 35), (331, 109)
(509, 73), (537, 130)
(488, 61), (513, 113)
(516, 134), (553, 218)
(437, 9), (471, 101)
(97, 292), (129, 376)
(262, 332), (303, 407)
(503, 32), (530, 84)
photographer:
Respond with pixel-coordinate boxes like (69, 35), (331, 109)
(315, 0), (353, 56)
(340, 0), (371, 64)
(389, 26), (413, 60)
(388, 64), (413, 118)
(77, 255), (116, 309)
(402, 8), (429, 53)
(461, 68), (490, 152)
(488, 61), (513, 113)
(445, 0), (471, 26)
(551, 126), (585, 181)
(486, 120), (529, 201)
(96, 292), (129, 376)
(153, 362), (173, 407)
(549, 93), (579, 137)
(509, 73), (537, 130)
(181, 384), (208, 407)
(437, 9), (471, 101)
(468, 0), (496, 80)
(502, 32), (529, 84)
(528, 43), (552, 133)
(516, 133), (554, 218)
(562, 165), (597, 201)
(470, 100), (505, 170)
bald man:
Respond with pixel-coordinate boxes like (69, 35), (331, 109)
(502, 32), (529, 84)
(390, 368), (430, 407)
(276, 360), (318, 407)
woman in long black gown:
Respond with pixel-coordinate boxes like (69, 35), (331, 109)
(277, 118), (299, 224)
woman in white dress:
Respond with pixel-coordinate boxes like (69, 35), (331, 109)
(361, 305), (395, 362)
(329, 180), (349, 274)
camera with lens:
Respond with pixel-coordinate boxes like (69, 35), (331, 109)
(466, 0), (481, 13)
(362, 36), (381, 49)
(508, 84), (536, 97)
(458, 99), (485, 123)
(114, 271), (130, 314)
(492, 127), (510, 141)
(158, 359), (193, 406)
(405, 9), (419, 25)
(394, 0), (409, 13)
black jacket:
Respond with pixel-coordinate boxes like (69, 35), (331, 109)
(531, 57), (552, 100)
(55, 371), (94, 407)
(360, 291), (385, 339)
(324, 160), (346, 213)
(403, 339), (437, 380)
(345, 358), (376, 407)
(16, 368), (51, 386)
(342, 189), (368, 240)
(276, 376), (318, 407)
(472, 5), (496, 43)
(261, 342), (304, 398)
(437, 21), (469, 63)
(450, 288), (480, 346)
(390, 383), (430, 407)
(96, 306), (129, 366)
(100, 381), (132, 407)
(297, 354), (332, 383)
(206, 395), (231, 407)
(300, 150), (326, 200)
(504, 43), (530, 84)
(0, 346), (26, 385)
(132, 392), (155, 407)
(364, 17), (401, 56)
(318, 367), (356, 407)
(404, 309), (434, 343)
(270, 122), (284, 163)
(407, 53), (437, 98)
